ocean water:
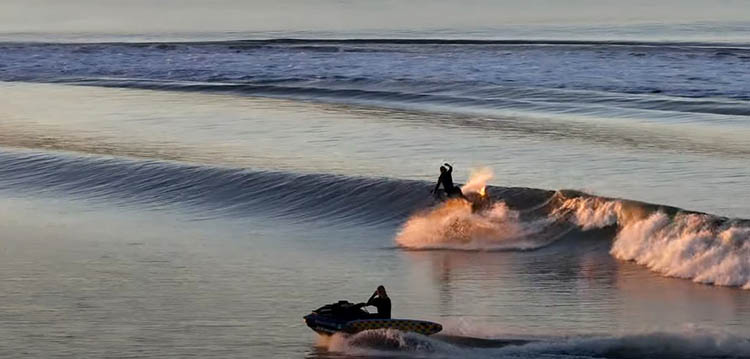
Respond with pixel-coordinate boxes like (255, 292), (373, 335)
(1, 24), (750, 358)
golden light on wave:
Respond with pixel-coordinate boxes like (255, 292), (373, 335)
(478, 186), (486, 197)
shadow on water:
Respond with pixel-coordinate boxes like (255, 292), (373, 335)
(432, 335), (533, 348)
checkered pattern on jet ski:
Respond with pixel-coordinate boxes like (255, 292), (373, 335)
(346, 320), (442, 335)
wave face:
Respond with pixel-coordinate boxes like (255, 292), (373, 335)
(1, 148), (748, 289)
(1, 39), (749, 123)
(0, 149), (430, 226)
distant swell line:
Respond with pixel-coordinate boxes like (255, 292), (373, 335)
(53, 78), (750, 118)
(4, 38), (750, 50)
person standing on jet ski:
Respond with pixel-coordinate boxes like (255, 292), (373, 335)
(364, 285), (391, 319)
(431, 163), (465, 199)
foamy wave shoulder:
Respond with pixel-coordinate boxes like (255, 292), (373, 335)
(395, 199), (557, 250)
(557, 195), (750, 289)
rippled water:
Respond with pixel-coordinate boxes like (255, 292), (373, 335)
(2, 82), (748, 217)
(3, 190), (749, 358)
(1, 27), (749, 358)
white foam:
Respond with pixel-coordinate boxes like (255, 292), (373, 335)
(396, 167), (558, 250)
(557, 196), (750, 289)
(612, 213), (750, 289)
(461, 167), (494, 195)
(553, 196), (624, 230)
(324, 329), (459, 357)
(395, 199), (553, 250)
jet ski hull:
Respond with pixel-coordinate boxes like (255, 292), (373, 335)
(304, 313), (442, 336)
(346, 318), (443, 336)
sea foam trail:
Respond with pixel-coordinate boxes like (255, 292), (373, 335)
(321, 327), (750, 359)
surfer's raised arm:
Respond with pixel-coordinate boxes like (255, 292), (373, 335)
(367, 290), (378, 304)
(444, 163), (453, 173)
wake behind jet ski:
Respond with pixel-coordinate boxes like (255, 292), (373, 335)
(303, 286), (442, 336)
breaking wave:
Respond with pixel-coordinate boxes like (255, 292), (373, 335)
(396, 171), (750, 289)
(394, 199), (558, 251)
(612, 212), (750, 289)
(0, 147), (747, 289)
(562, 196), (750, 289)
(396, 168), (565, 250)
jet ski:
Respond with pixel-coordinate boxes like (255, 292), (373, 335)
(465, 190), (492, 213)
(433, 187), (493, 214)
(303, 300), (442, 336)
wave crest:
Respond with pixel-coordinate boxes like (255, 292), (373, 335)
(560, 196), (750, 288)
(612, 212), (750, 289)
(396, 182), (750, 288)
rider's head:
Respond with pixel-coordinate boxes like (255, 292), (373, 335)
(377, 285), (388, 297)
(440, 166), (446, 173)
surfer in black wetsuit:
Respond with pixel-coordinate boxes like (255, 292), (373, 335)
(365, 285), (391, 319)
(431, 163), (464, 199)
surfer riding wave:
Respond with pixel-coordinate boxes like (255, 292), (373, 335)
(431, 163), (466, 200)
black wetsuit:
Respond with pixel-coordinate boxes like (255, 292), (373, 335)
(367, 296), (391, 319)
(434, 165), (463, 198)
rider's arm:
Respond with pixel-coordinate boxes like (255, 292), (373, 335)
(367, 291), (377, 305)
(445, 163), (453, 173)
(433, 178), (442, 193)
